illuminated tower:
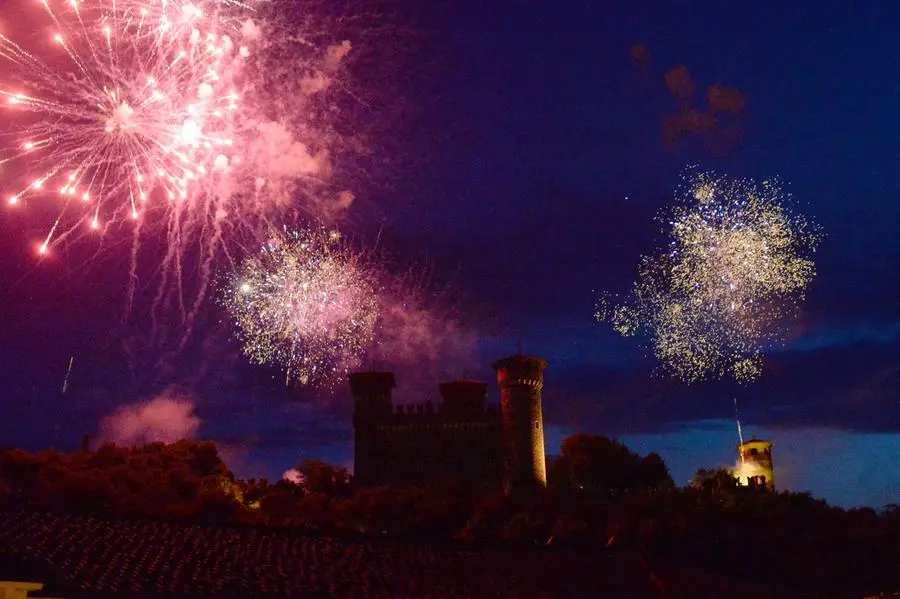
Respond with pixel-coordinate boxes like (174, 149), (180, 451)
(493, 354), (548, 495)
(349, 372), (396, 486)
(735, 438), (775, 491)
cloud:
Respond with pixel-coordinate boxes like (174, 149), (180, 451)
(367, 276), (480, 400)
(324, 41), (352, 71)
(653, 62), (747, 155)
(374, 300), (475, 368)
(282, 468), (305, 484)
(628, 44), (652, 84)
(629, 44), (650, 66)
(662, 108), (716, 143)
(97, 389), (200, 446)
(237, 120), (337, 211)
(299, 73), (332, 95)
(543, 334), (900, 437)
(241, 19), (262, 41)
(664, 65), (696, 108)
(251, 121), (330, 179)
(299, 40), (352, 94)
(707, 83), (746, 115)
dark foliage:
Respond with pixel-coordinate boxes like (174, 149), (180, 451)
(0, 435), (898, 597)
(548, 433), (674, 494)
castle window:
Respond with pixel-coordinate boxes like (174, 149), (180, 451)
(534, 421), (540, 431)
(750, 448), (758, 456)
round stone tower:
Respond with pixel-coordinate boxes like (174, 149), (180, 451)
(735, 438), (774, 491)
(493, 354), (548, 495)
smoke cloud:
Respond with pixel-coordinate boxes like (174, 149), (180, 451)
(661, 64), (746, 155)
(241, 19), (262, 41)
(238, 120), (333, 209)
(251, 121), (330, 178)
(97, 390), (201, 446)
(631, 49), (747, 156)
(629, 44), (650, 66)
(368, 279), (479, 398)
(629, 44), (651, 82)
(375, 300), (476, 368)
(324, 41), (353, 71)
(664, 64), (696, 108)
(282, 468), (305, 485)
(300, 40), (352, 94)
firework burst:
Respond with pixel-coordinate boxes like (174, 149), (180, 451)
(1, 0), (360, 337)
(0, 0), (257, 248)
(223, 227), (380, 389)
(597, 169), (821, 383)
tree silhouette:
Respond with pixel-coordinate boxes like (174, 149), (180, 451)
(550, 433), (674, 494)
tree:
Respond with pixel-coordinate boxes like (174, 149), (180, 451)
(690, 467), (737, 492)
(639, 453), (675, 492)
(550, 434), (674, 494)
(297, 459), (351, 496)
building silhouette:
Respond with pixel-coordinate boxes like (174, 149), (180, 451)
(350, 354), (548, 493)
(734, 438), (775, 491)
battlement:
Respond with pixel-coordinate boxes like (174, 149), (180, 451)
(352, 374), (496, 426)
(494, 355), (547, 390)
(348, 372), (396, 397)
(440, 380), (488, 416)
(350, 356), (547, 491)
(497, 376), (543, 390)
(378, 401), (499, 424)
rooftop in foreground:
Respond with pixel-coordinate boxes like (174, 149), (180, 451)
(0, 508), (791, 599)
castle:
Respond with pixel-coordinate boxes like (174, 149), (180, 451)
(734, 438), (775, 491)
(350, 354), (548, 494)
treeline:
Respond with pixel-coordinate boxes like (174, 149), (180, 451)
(0, 434), (673, 536)
(2, 435), (900, 596)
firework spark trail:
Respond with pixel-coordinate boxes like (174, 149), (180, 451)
(222, 227), (381, 389)
(1, 0), (360, 336)
(61, 355), (75, 394)
(596, 169), (821, 383)
(733, 396), (745, 467)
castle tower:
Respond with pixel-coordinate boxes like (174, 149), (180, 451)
(493, 354), (548, 495)
(349, 372), (396, 486)
(735, 438), (774, 491)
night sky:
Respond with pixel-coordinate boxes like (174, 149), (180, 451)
(2, 1), (899, 508)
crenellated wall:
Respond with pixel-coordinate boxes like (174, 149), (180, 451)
(350, 376), (502, 488)
(350, 358), (547, 491)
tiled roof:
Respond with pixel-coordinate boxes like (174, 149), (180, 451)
(0, 509), (654, 598)
(0, 509), (790, 599)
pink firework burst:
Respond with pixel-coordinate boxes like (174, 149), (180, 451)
(1, 0), (257, 250)
(1, 0), (360, 340)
